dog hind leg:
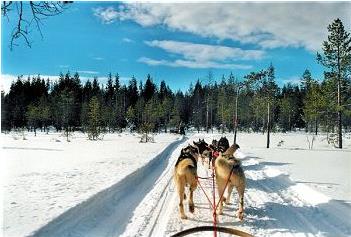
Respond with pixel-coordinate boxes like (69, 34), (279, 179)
(225, 183), (234, 204)
(176, 176), (187, 219)
(236, 185), (244, 221)
(188, 180), (197, 213)
(216, 179), (225, 215)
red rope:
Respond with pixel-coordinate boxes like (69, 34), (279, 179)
(211, 165), (217, 237)
(196, 177), (214, 210)
(196, 147), (234, 237)
(216, 168), (234, 211)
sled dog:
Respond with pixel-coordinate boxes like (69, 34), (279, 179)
(217, 136), (230, 152)
(215, 144), (246, 220)
(174, 145), (199, 219)
(193, 139), (212, 167)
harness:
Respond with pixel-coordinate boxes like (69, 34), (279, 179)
(175, 153), (197, 168)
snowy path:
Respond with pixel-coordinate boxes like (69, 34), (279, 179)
(26, 134), (351, 237)
(29, 136), (185, 237)
(121, 136), (351, 237)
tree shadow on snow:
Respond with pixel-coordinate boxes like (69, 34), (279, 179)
(244, 161), (291, 171)
(243, 200), (351, 236)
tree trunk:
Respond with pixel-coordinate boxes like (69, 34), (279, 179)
(337, 44), (343, 148)
(234, 88), (239, 144)
(266, 102), (270, 148)
(337, 78), (342, 148)
(338, 110), (342, 148)
(315, 117), (318, 135)
(206, 99), (209, 133)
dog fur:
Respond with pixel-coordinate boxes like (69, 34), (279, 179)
(218, 136), (230, 152)
(174, 145), (199, 219)
(193, 139), (212, 167)
(214, 144), (246, 220)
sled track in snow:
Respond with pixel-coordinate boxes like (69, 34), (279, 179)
(121, 137), (351, 237)
(30, 136), (186, 237)
(31, 134), (351, 237)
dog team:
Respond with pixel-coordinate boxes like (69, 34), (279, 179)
(174, 137), (246, 220)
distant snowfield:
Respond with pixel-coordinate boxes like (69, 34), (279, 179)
(1, 131), (351, 237)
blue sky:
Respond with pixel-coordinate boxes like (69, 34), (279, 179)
(1, 2), (350, 92)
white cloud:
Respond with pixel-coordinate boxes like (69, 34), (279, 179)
(122, 37), (134, 43)
(138, 57), (252, 70)
(281, 76), (301, 85)
(93, 7), (119, 24)
(145, 40), (264, 62)
(1, 74), (60, 93)
(1, 74), (133, 93)
(94, 2), (351, 51)
(77, 70), (99, 75)
(140, 40), (258, 69)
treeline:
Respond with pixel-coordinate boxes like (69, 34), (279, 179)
(1, 18), (350, 147)
(1, 66), (350, 135)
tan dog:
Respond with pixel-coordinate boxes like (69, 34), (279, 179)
(174, 145), (199, 219)
(215, 144), (246, 220)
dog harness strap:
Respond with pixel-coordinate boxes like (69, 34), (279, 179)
(175, 156), (197, 168)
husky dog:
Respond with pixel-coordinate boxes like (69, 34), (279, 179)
(193, 139), (211, 166)
(218, 136), (230, 152)
(174, 145), (199, 219)
(215, 144), (246, 220)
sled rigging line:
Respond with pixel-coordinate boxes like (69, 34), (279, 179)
(177, 156), (253, 237)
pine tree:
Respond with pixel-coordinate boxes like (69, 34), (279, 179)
(143, 74), (156, 102)
(26, 103), (41, 136)
(87, 96), (102, 140)
(300, 69), (313, 93)
(58, 90), (75, 141)
(317, 18), (351, 148)
(303, 80), (325, 135)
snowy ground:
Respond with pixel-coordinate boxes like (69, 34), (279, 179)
(1, 131), (351, 237)
(121, 132), (351, 237)
(1, 132), (182, 237)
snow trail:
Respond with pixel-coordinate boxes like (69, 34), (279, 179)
(121, 135), (351, 237)
(30, 136), (185, 237)
(24, 133), (351, 237)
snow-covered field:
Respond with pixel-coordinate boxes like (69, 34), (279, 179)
(1, 131), (351, 237)
(1, 132), (182, 237)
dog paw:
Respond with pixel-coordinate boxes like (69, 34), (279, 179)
(189, 204), (195, 213)
(237, 211), (244, 221)
(180, 215), (188, 219)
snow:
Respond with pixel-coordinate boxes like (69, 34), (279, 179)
(121, 132), (351, 237)
(1, 132), (181, 237)
(1, 131), (351, 237)
(234, 132), (351, 202)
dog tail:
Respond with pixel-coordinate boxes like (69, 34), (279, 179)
(177, 159), (197, 176)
